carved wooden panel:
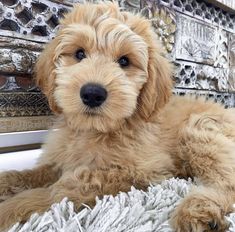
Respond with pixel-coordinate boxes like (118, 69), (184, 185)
(0, 37), (42, 75)
(175, 14), (217, 65)
(174, 61), (229, 92)
(0, 0), (234, 133)
(173, 89), (235, 108)
(0, 116), (54, 133)
(158, 0), (235, 32)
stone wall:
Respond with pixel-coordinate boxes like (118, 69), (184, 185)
(0, 0), (234, 132)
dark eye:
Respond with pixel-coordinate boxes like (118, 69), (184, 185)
(75, 49), (86, 61)
(118, 56), (129, 67)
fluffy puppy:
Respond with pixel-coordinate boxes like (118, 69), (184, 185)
(0, 2), (235, 231)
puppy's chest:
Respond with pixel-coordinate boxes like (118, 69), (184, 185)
(58, 132), (175, 184)
(61, 132), (158, 172)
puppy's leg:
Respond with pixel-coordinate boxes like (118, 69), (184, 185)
(0, 167), (148, 231)
(171, 113), (235, 232)
(0, 187), (53, 231)
(171, 187), (233, 232)
(0, 164), (60, 202)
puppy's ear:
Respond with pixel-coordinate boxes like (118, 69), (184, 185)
(138, 32), (173, 121)
(35, 37), (61, 114)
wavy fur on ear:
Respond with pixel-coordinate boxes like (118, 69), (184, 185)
(137, 32), (173, 121)
(120, 11), (173, 121)
(35, 37), (61, 113)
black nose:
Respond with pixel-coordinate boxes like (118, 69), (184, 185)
(80, 84), (107, 108)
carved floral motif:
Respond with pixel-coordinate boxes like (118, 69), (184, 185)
(140, 0), (176, 53)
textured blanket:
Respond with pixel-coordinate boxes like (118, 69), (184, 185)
(8, 178), (235, 232)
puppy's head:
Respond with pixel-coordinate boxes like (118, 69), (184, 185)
(35, 2), (172, 132)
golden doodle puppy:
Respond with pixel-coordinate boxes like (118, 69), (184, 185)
(0, 2), (235, 231)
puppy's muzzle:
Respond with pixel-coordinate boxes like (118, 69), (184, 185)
(80, 83), (107, 108)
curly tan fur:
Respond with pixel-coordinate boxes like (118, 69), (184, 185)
(0, 2), (235, 231)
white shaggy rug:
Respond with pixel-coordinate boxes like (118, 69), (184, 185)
(8, 178), (235, 232)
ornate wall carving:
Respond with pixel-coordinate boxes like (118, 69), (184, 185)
(174, 61), (229, 92)
(0, 0), (234, 132)
(229, 33), (235, 92)
(0, 0), (69, 41)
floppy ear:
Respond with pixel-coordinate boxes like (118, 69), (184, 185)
(138, 32), (173, 121)
(35, 37), (61, 114)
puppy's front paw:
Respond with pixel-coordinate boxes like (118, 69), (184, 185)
(0, 201), (22, 231)
(0, 171), (24, 202)
(170, 194), (230, 232)
(0, 173), (16, 202)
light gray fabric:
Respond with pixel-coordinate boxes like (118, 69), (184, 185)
(8, 178), (235, 232)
